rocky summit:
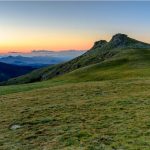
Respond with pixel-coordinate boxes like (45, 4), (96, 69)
(91, 40), (107, 49)
(110, 33), (129, 47)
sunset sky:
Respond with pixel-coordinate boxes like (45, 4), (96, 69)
(0, 1), (150, 53)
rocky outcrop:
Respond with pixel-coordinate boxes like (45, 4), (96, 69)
(91, 40), (107, 49)
(110, 33), (129, 47)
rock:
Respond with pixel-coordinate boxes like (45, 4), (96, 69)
(92, 40), (107, 49)
(10, 124), (21, 130)
(110, 33), (128, 47)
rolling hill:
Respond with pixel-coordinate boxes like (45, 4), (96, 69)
(1, 33), (150, 85)
(0, 62), (34, 82)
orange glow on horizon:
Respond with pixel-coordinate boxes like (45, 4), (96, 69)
(0, 42), (92, 54)
(1, 29), (150, 54)
(0, 25), (85, 53)
(0, 25), (113, 54)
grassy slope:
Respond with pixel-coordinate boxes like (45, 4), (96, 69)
(0, 48), (150, 149)
(52, 48), (150, 83)
(1, 48), (149, 96)
(3, 34), (150, 85)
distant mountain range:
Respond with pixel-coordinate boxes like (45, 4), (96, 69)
(1, 33), (150, 85)
(0, 50), (86, 67)
(0, 62), (34, 82)
(0, 55), (66, 68)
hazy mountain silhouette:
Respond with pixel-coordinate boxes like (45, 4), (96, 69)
(0, 62), (34, 82)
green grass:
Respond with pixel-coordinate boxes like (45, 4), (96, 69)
(0, 78), (150, 149)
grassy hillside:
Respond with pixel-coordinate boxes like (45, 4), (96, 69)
(53, 48), (150, 83)
(3, 47), (149, 86)
(2, 33), (150, 85)
(0, 47), (149, 95)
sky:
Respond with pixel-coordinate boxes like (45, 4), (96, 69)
(0, 1), (150, 53)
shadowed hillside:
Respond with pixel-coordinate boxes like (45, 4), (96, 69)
(0, 62), (34, 82)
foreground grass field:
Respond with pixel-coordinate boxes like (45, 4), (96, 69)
(0, 77), (150, 150)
